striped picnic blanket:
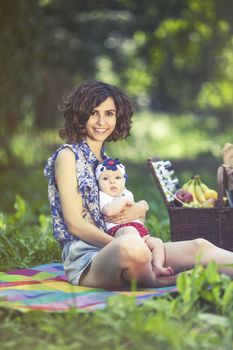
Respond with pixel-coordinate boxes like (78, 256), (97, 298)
(0, 263), (177, 312)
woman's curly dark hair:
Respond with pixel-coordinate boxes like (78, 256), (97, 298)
(59, 81), (133, 143)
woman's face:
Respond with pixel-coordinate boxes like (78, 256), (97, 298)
(85, 97), (117, 144)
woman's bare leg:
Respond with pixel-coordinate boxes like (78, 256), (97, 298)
(80, 237), (233, 289)
(79, 234), (158, 289)
(164, 238), (233, 276)
(114, 226), (140, 238)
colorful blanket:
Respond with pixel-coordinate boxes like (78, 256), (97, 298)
(0, 263), (177, 312)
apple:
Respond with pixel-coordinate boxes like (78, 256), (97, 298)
(174, 189), (193, 207)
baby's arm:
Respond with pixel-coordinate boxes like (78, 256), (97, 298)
(101, 196), (132, 216)
(104, 188), (149, 224)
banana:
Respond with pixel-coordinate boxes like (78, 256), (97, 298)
(186, 178), (200, 205)
(194, 176), (206, 204)
(204, 189), (218, 200)
(182, 178), (192, 191)
(199, 181), (211, 194)
(182, 175), (217, 208)
(199, 177), (218, 200)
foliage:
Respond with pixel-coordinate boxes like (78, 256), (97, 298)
(0, 0), (42, 163)
(176, 262), (233, 316)
(1, 0), (233, 166)
(0, 195), (60, 271)
(108, 111), (226, 163)
(39, 0), (233, 122)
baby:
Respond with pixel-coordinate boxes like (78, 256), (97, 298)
(95, 158), (174, 277)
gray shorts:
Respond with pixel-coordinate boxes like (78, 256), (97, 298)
(61, 240), (101, 285)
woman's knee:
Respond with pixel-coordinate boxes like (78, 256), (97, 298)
(115, 234), (151, 266)
(192, 238), (214, 252)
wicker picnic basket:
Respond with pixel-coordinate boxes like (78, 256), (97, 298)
(148, 157), (233, 252)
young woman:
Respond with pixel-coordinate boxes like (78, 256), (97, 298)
(44, 81), (233, 289)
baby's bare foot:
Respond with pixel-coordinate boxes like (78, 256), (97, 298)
(153, 265), (174, 277)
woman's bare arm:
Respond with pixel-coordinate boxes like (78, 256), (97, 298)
(55, 149), (113, 247)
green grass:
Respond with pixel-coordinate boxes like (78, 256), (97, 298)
(0, 196), (60, 271)
(1, 111), (233, 349)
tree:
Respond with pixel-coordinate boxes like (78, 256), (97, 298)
(1, 0), (233, 166)
(0, 0), (42, 163)
(39, 0), (233, 124)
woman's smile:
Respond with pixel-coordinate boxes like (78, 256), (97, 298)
(93, 128), (108, 134)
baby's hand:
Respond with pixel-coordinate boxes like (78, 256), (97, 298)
(138, 200), (149, 211)
(125, 199), (134, 207)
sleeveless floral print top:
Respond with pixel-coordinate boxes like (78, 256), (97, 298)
(44, 140), (107, 247)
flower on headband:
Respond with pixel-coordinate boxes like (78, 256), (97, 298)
(101, 158), (121, 172)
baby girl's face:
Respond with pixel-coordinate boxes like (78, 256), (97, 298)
(98, 169), (126, 196)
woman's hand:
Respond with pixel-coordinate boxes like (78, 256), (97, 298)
(105, 201), (149, 224)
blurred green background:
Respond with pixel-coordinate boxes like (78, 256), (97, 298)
(1, 0), (233, 220)
(1, 3), (233, 345)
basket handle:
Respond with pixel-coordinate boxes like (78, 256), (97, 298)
(215, 165), (228, 208)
